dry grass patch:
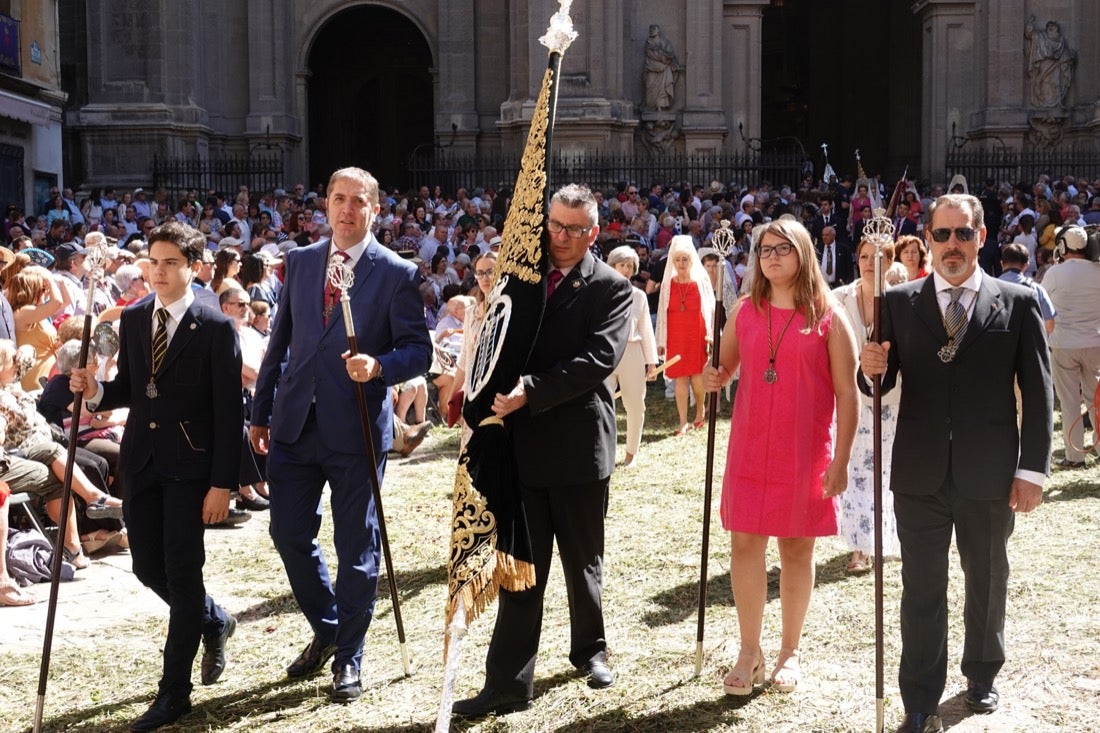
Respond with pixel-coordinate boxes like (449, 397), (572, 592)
(2, 390), (1098, 732)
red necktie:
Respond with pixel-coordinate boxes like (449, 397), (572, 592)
(547, 269), (564, 297)
(324, 250), (350, 325)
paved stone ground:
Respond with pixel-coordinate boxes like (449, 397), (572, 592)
(3, 509), (271, 655)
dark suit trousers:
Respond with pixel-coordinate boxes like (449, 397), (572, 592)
(266, 407), (382, 672)
(125, 466), (229, 696)
(485, 477), (609, 698)
(894, 476), (1013, 713)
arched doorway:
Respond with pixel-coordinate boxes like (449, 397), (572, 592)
(307, 5), (433, 190)
(761, 0), (922, 182)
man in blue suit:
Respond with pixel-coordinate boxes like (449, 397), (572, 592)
(71, 220), (243, 732)
(250, 167), (432, 702)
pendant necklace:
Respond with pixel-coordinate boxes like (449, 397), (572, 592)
(936, 291), (977, 363)
(764, 301), (799, 384)
(676, 280), (689, 312)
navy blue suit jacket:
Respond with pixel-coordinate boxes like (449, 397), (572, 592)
(251, 237), (432, 454)
(98, 297), (243, 490)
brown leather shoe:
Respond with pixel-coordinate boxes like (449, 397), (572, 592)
(399, 421), (432, 456)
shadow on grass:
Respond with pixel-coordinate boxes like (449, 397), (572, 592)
(1044, 474), (1100, 502)
(642, 553), (858, 628)
(30, 676), (340, 733)
(546, 694), (757, 733)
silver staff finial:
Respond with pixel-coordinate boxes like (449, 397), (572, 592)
(863, 207), (896, 249)
(327, 254), (356, 301)
(82, 231), (111, 283)
(710, 220), (736, 259)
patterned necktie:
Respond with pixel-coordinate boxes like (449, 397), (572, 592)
(944, 287), (968, 342)
(151, 307), (169, 375)
(547, 269), (564, 297)
(825, 245), (834, 276)
(324, 250), (350, 325)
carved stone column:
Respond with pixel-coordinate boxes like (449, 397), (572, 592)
(245, 0), (300, 147)
(913, 0), (978, 183)
(722, 0), (770, 152)
(679, 1), (726, 153)
(436, 0), (479, 154)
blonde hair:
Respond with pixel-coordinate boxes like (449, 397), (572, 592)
(748, 218), (831, 332)
(6, 267), (48, 310)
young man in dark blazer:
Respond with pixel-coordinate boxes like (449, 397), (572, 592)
(71, 220), (242, 732)
(453, 184), (633, 717)
(861, 194), (1052, 733)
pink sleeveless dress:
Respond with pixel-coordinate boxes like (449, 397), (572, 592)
(720, 302), (839, 537)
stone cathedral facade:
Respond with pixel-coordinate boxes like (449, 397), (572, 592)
(3, 0), (1097, 207)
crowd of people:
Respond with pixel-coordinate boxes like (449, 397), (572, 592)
(0, 164), (1095, 733)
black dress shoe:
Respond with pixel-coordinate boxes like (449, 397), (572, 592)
(130, 691), (192, 732)
(331, 663), (362, 702)
(286, 635), (338, 679)
(451, 687), (532, 717)
(206, 507), (252, 527)
(237, 494), (270, 511)
(965, 680), (1000, 713)
(200, 614), (236, 685)
(581, 659), (615, 689)
(896, 712), (943, 733)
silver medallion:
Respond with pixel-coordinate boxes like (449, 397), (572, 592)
(146, 380), (159, 399)
(764, 367), (778, 384)
(937, 342), (957, 364)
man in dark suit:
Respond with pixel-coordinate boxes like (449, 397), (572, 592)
(250, 167), (431, 702)
(893, 200), (919, 239)
(453, 184), (632, 717)
(815, 226), (853, 288)
(860, 194), (1052, 733)
(71, 220), (242, 732)
(809, 197), (847, 245)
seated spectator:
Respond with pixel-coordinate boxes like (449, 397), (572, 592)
(390, 384), (431, 458)
(7, 265), (64, 391)
(39, 341), (126, 492)
(0, 340), (123, 530)
(0, 481), (36, 605)
(113, 263), (150, 306)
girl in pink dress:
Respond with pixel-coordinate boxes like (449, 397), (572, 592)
(703, 218), (859, 697)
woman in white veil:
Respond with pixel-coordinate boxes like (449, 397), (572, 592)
(656, 235), (715, 435)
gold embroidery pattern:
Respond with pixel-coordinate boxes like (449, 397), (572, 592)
(496, 65), (554, 285)
(444, 451), (535, 659)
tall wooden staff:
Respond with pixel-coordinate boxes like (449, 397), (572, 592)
(34, 233), (110, 733)
(861, 208), (896, 733)
(328, 256), (412, 677)
(694, 220), (736, 675)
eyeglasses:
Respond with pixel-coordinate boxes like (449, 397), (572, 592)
(474, 269), (495, 279)
(929, 227), (977, 243)
(756, 242), (795, 259)
(547, 220), (594, 239)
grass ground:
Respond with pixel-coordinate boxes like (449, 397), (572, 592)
(2, 387), (1098, 732)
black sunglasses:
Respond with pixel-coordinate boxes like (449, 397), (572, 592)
(929, 227), (977, 243)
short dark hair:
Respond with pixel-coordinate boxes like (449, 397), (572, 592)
(148, 220), (205, 264)
(1000, 242), (1030, 267)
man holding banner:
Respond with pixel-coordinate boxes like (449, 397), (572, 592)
(453, 184), (632, 717)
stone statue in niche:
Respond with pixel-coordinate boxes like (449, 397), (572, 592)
(643, 25), (681, 111)
(1024, 16), (1076, 109)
